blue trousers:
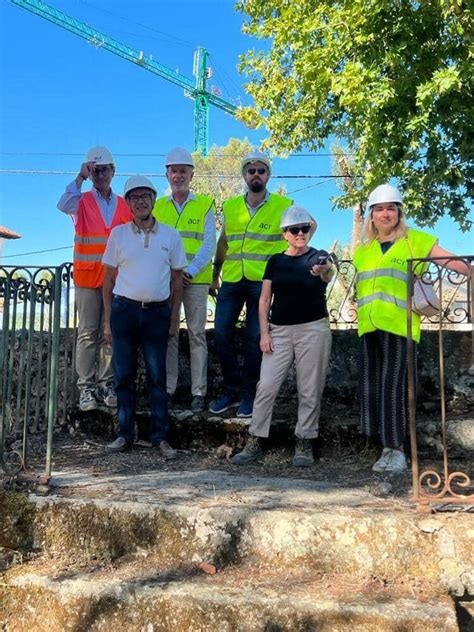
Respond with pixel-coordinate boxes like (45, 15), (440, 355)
(214, 279), (262, 399)
(111, 297), (170, 446)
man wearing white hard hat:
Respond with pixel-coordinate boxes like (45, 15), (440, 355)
(102, 176), (187, 456)
(210, 151), (292, 418)
(153, 148), (216, 413)
(57, 146), (132, 412)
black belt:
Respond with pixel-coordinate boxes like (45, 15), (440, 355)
(114, 295), (169, 309)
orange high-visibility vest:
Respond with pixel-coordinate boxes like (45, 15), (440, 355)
(73, 191), (132, 288)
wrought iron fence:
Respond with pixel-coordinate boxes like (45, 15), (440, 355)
(0, 263), (75, 477)
(407, 255), (474, 510)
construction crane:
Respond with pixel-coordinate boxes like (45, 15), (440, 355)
(10, 0), (240, 155)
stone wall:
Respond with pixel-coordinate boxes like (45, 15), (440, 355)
(5, 328), (473, 436)
(172, 328), (473, 417)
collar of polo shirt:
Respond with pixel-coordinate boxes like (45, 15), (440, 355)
(131, 220), (158, 234)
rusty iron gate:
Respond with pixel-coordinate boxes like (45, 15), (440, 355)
(407, 255), (474, 511)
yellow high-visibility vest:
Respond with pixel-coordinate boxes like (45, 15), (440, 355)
(353, 228), (437, 342)
(222, 193), (292, 282)
(153, 194), (215, 284)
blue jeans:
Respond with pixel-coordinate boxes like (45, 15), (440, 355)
(214, 279), (262, 399)
(111, 297), (170, 446)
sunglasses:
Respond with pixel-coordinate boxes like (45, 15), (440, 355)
(247, 167), (267, 175)
(285, 224), (311, 235)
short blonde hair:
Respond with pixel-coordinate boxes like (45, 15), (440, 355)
(362, 203), (408, 244)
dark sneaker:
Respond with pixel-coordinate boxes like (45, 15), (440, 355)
(209, 394), (239, 414)
(236, 396), (254, 418)
(230, 435), (263, 465)
(79, 388), (97, 412)
(191, 395), (206, 413)
(158, 440), (177, 460)
(105, 436), (132, 453)
(96, 383), (117, 408)
(293, 438), (314, 467)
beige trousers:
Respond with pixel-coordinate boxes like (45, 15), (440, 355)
(75, 286), (113, 389)
(250, 318), (332, 439)
(167, 284), (209, 397)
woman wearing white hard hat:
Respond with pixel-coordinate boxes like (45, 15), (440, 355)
(232, 205), (334, 467)
(354, 184), (469, 474)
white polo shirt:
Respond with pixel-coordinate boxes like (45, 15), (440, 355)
(102, 220), (187, 302)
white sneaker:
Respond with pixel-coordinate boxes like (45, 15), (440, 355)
(372, 448), (393, 472)
(384, 449), (407, 473)
(79, 388), (97, 412)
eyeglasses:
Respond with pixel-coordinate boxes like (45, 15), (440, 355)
(246, 167), (267, 175)
(129, 193), (152, 203)
(285, 224), (311, 235)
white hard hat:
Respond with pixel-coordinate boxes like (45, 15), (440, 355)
(165, 147), (194, 167)
(241, 151), (272, 175)
(367, 184), (403, 208)
(85, 145), (115, 165)
(280, 205), (317, 237)
(124, 175), (157, 197)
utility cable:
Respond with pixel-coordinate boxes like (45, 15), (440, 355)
(1, 246), (71, 259)
(0, 169), (351, 179)
(75, 0), (195, 48)
(0, 151), (356, 158)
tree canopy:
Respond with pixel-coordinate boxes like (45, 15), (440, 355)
(236, 0), (473, 230)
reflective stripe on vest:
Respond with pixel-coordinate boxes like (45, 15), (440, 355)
(356, 268), (408, 283)
(74, 235), (108, 246)
(358, 292), (407, 310)
(74, 252), (103, 262)
(222, 193), (292, 282)
(225, 252), (272, 262)
(73, 192), (132, 289)
(353, 228), (437, 342)
(153, 194), (214, 284)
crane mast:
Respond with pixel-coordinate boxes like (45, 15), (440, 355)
(10, 0), (239, 155)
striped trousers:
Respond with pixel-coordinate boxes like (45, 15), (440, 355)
(359, 331), (416, 449)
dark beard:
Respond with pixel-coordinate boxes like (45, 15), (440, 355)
(248, 181), (264, 193)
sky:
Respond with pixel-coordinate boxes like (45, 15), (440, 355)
(0, 0), (472, 269)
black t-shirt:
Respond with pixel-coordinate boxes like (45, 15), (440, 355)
(263, 247), (329, 325)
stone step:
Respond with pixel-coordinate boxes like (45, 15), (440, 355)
(72, 405), (365, 447)
(0, 560), (458, 631)
(1, 470), (473, 596)
(71, 406), (474, 455)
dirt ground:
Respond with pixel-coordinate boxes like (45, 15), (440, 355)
(5, 424), (414, 502)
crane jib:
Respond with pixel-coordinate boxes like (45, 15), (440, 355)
(10, 0), (239, 155)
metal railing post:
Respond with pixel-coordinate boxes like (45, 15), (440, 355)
(44, 267), (62, 480)
(406, 259), (419, 504)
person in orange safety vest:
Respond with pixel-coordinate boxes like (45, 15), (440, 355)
(57, 145), (132, 412)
